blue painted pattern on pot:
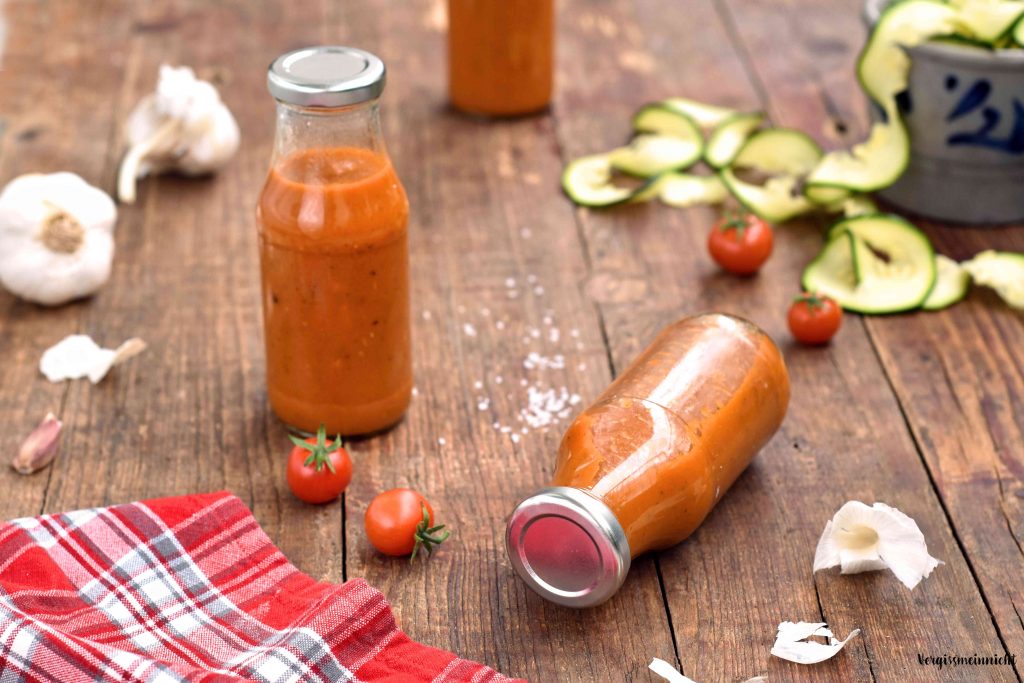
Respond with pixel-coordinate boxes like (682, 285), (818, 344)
(865, 0), (1024, 224)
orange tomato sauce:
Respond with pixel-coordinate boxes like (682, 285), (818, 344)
(551, 315), (790, 556)
(448, 0), (554, 116)
(257, 147), (412, 435)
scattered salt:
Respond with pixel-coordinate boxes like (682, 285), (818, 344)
(422, 310), (432, 320)
(527, 274), (538, 284)
(529, 328), (541, 339)
(523, 352), (565, 370)
(474, 380), (483, 390)
(495, 376), (503, 384)
(496, 320), (506, 330)
(548, 328), (560, 343)
(463, 323), (477, 337)
(505, 277), (516, 288)
(570, 328), (580, 338)
(511, 433), (521, 443)
(520, 227), (532, 238)
(533, 286), (545, 296)
(438, 437), (446, 446)
(481, 307), (491, 317)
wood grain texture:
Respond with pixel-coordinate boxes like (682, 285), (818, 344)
(332, 2), (678, 679)
(555, 0), (1019, 680)
(717, 0), (1024, 676)
(0, 0), (1021, 682)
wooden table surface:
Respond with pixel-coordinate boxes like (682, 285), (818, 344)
(2, 1), (1023, 681)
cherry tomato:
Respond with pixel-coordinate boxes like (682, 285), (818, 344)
(286, 424), (352, 504)
(707, 212), (774, 275)
(365, 488), (450, 561)
(788, 292), (843, 345)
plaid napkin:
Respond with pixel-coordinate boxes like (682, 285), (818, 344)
(0, 491), (523, 682)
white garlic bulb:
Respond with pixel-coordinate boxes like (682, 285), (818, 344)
(0, 172), (117, 306)
(118, 64), (240, 203)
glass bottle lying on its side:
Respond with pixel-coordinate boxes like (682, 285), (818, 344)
(506, 313), (791, 607)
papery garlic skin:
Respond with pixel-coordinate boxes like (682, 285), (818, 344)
(814, 500), (942, 590)
(40, 334), (146, 384)
(649, 659), (697, 683)
(118, 65), (240, 203)
(0, 173), (116, 306)
(771, 621), (860, 665)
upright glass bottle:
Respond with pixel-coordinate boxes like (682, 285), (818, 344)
(448, 0), (555, 116)
(258, 47), (412, 436)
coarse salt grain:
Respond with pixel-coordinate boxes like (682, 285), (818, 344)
(463, 323), (477, 337)
(438, 437), (446, 446)
(474, 380), (483, 389)
(534, 286), (544, 296)
(521, 227), (532, 238)
(548, 328), (560, 343)
(505, 277), (516, 288)
(523, 352), (565, 370)
(422, 310), (432, 320)
(496, 320), (506, 330)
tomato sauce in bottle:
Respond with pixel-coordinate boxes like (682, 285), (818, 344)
(258, 47), (412, 435)
(506, 314), (790, 607)
(447, 0), (555, 116)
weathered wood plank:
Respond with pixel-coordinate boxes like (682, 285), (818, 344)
(555, 0), (1017, 680)
(718, 0), (1024, 675)
(35, 0), (343, 584)
(0, 0), (134, 522)
(335, 2), (679, 679)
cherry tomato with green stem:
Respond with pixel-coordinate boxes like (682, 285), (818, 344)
(286, 424), (352, 504)
(365, 488), (450, 562)
(707, 211), (774, 275)
(788, 292), (843, 345)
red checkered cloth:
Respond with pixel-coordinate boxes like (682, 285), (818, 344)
(0, 491), (525, 682)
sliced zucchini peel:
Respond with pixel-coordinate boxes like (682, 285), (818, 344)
(561, 153), (657, 208)
(658, 173), (728, 208)
(961, 250), (1024, 308)
(610, 133), (703, 178)
(923, 255), (971, 310)
(803, 214), (937, 314)
(952, 0), (1024, 44)
(705, 112), (765, 168)
(661, 97), (738, 131)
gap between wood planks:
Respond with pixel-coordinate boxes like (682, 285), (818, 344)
(711, 0), (1023, 679)
(548, 79), (687, 681)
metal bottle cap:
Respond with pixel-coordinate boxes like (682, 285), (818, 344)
(267, 46), (386, 107)
(505, 487), (631, 608)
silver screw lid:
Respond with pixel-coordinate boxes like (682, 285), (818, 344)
(505, 487), (631, 608)
(267, 46), (386, 107)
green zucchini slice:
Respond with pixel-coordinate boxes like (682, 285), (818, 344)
(720, 170), (815, 224)
(823, 194), (879, 218)
(632, 104), (704, 144)
(857, 0), (958, 108)
(961, 250), (1024, 308)
(732, 129), (823, 176)
(705, 112), (765, 168)
(609, 133), (703, 178)
(561, 153), (657, 208)
(952, 0), (1024, 44)
(806, 185), (851, 206)
(805, 113), (910, 193)
(658, 173), (728, 207)
(661, 98), (737, 131)
(803, 214), (937, 314)
(922, 255), (971, 310)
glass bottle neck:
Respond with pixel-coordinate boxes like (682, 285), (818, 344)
(270, 100), (387, 167)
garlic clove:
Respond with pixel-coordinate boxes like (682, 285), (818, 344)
(39, 334), (146, 384)
(814, 501), (942, 590)
(12, 412), (62, 475)
(770, 621), (860, 665)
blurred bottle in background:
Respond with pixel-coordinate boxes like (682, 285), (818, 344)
(448, 0), (555, 117)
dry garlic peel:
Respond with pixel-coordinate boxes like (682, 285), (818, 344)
(40, 334), (147, 384)
(649, 659), (697, 683)
(814, 500), (942, 589)
(649, 658), (765, 683)
(118, 65), (240, 203)
(771, 621), (860, 665)
(0, 173), (116, 306)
